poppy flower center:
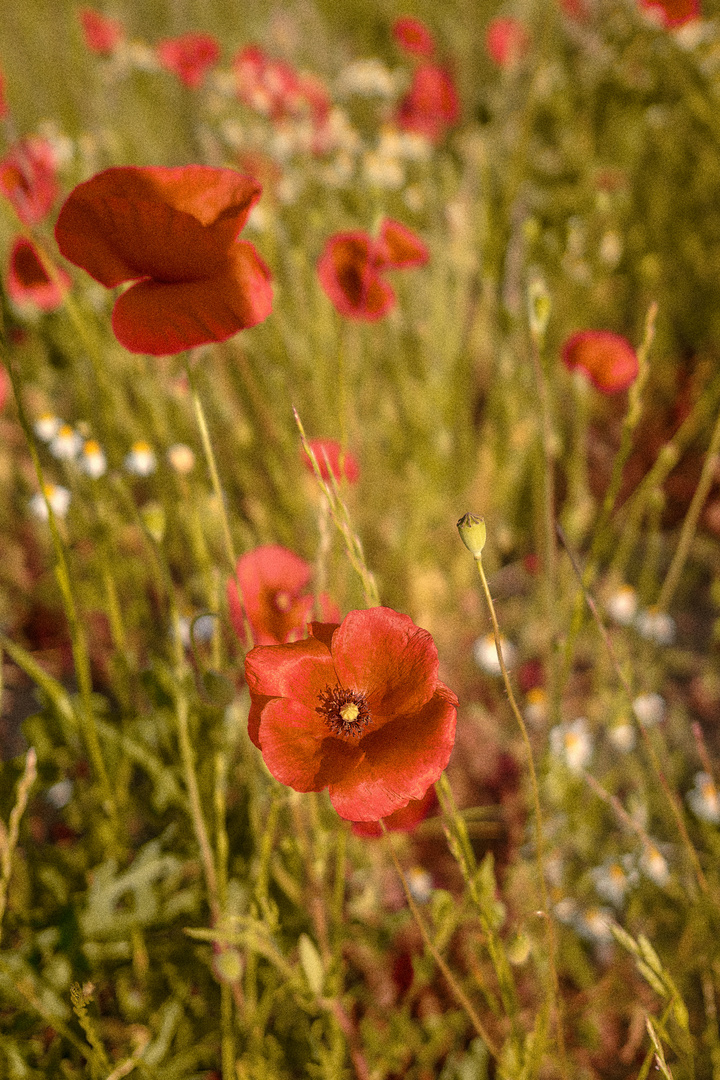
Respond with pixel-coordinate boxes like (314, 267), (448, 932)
(316, 685), (371, 739)
(273, 590), (292, 612)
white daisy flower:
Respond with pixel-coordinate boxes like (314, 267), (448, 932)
(46, 778), (73, 809)
(640, 843), (670, 887)
(606, 584), (638, 626)
(29, 483), (71, 520)
(80, 439), (107, 478)
(524, 687), (547, 728)
(591, 857), (637, 908)
(49, 424), (83, 461)
(336, 59), (396, 98)
(632, 692), (666, 727)
(363, 150), (405, 190)
(636, 607), (676, 646)
(124, 440), (157, 477)
(473, 633), (517, 676)
(607, 722), (636, 752)
(687, 772), (720, 824)
(34, 413), (62, 442)
(576, 906), (615, 943)
(550, 717), (593, 773)
(406, 866), (433, 904)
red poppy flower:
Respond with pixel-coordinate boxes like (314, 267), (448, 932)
(304, 438), (360, 484)
(351, 784), (438, 837)
(396, 64), (459, 142)
(244, 608), (458, 821)
(0, 69), (9, 119)
(227, 544), (316, 647)
(317, 220), (428, 321)
(0, 363), (9, 412)
(0, 138), (58, 226)
(157, 32), (220, 89)
(54, 165), (273, 355)
(561, 330), (638, 393)
(79, 9), (123, 54)
(485, 18), (530, 67)
(393, 16), (436, 57)
(6, 238), (71, 311)
(638, 0), (700, 25)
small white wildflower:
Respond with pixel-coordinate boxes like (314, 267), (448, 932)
(591, 857), (637, 908)
(377, 128), (431, 163)
(124, 440), (157, 477)
(80, 439), (107, 479)
(550, 717), (593, 773)
(632, 692), (666, 727)
(598, 230), (623, 268)
(687, 772), (720, 824)
(473, 633), (517, 676)
(34, 413), (62, 442)
(49, 424), (83, 461)
(322, 108), (362, 154)
(406, 866), (433, 904)
(125, 41), (159, 72)
(363, 151), (405, 190)
(524, 687), (547, 728)
(607, 722), (636, 752)
(46, 778), (73, 809)
(29, 483), (71, 521)
(640, 843), (670, 887)
(336, 58), (396, 98)
(554, 897), (578, 924)
(167, 443), (195, 475)
(576, 906), (614, 943)
(635, 607), (676, 646)
(606, 584), (638, 626)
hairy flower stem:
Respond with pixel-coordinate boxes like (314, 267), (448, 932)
(472, 553), (568, 1076)
(381, 822), (499, 1059)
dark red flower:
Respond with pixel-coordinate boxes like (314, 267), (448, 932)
(79, 8), (123, 53)
(0, 69), (9, 119)
(7, 237), (71, 311)
(54, 165), (272, 355)
(157, 32), (220, 89)
(639, 0), (700, 25)
(393, 16), (436, 57)
(0, 138), (58, 226)
(485, 18), (530, 67)
(227, 544), (315, 647)
(304, 438), (360, 484)
(396, 64), (459, 142)
(0, 363), (9, 412)
(351, 784), (438, 837)
(318, 219), (428, 321)
(245, 608), (458, 821)
(562, 330), (638, 393)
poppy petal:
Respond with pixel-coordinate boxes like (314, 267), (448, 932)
(245, 637), (336, 712)
(376, 220), (429, 269)
(110, 241), (272, 354)
(258, 697), (363, 791)
(562, 330), (638, 394)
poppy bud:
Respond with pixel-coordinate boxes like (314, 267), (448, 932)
(457, 513), (486, 558)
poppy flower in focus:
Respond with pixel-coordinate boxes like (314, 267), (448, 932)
(227, 544), (316, 647)
(318, 219), (428, 321)
(562, 330), (638, 393)
(396, 63), (459, 142)
(303, 438), (360, 484)
(79, 9), (123, 54)
(7, 238), (71, 311)
(351, 784), (438, 837)
(157, 32), (220, 88)
(638, 0), (700, 25)
(486, 17), (530, 67)
(54, 165), (272, 355)
(393, 16), (436, 57)
(244, 607), (458, 821)
(0, 138), (58, 226)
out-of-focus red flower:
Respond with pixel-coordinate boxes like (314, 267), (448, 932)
(559, 0), (591, 19)
(486, 17), (530, 67)
(0, 138), (58, 225)
(393, 16), (436, 57)
(638, 0), (700, 26)
(79, 8), (123, 53)
(304, 438), (360, 484)
(318, 219), (428, 321)
(396, 63), (459, 142)
(6, 237), (71, 311)
(157, 32), (220, 88)
(245, 608), (458, 821)
(233, 45), (328, 125)
(562, 330), (638, 394)
(351, 784), (438, 837)
(227, 544), (315, 647)
(0, 69), (9, 119)
(0, 363), (9, 412)
(54, 165), (272, 355)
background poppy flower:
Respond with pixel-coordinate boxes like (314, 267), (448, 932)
(157, 32), (220, 88)
(54, 165), (272, 355)
(0, 138), (58, 226)
(375, 219), (429, 269)
(393, 16), (436, 57)
(7, 238), (70, 311)
(79, 9), (124, 54)
(304, 438), (360, 484)
(485, 18), (531, 67)
(0, 69), (9, 119)
(396, 64), (459, 142)
(227, 544), (315, 646)
(562, 329), (638, 393)
(638, 0), (700, 25)
(244, 607), (458, 821)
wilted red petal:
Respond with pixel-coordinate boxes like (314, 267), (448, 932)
(485, 18), (530, 67)
(0, 138), (58, 226)
(229, 544), (314, 646)
(318, 232), (395, 321)
(393, 16), (436, 57)
(376, 220), (429, 269)
(638, 0), (700, 25)
(157, 32), (220, 88)
(111, 240), (272, 354)
(79, 8), (123, 53)
(304, 438), (360, 483)
(7, 237), (70, 311)
(351, 784), (438, 837)
(397, 64), (459, 141)
(562, 330), (638, 394)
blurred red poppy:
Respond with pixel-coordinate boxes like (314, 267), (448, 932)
(303, 438), (360, 484)
(0, 138), (58, 226)
(485, 17), (530, 67)
(54, 165), (272, 354)
(227, 544), (316, 647)
(351, 784), (438, 837)
(396, 64), (459, 142)
(562, 330), (638, 393)
(393, 16), (436, 57)
(79, 9), (123, 53)
(318, 219), (428, 321)
(0, 69), (9, 119)
(157, 32), (220, 88)
(7, 238), (71, 311)
(233, 44), (329, 128)
(638, 0), (700, 25)
(245, 608), (458, 821)
(0, 363), (9, 412)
